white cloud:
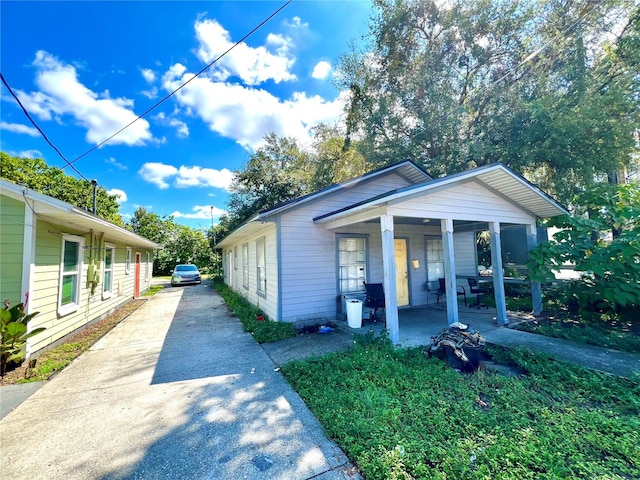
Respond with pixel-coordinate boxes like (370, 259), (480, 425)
(175, 165), (233, 189)
(162, 67), (346, 149)
(16, 51), (154, 146)
(141, 68), (156, 83)
(170, 119), (189, 138)
(105, 157), (127, 170)
(194, 18), (296, 85)
(172, 205), (227, 220)
(311, 61), (332, 79)
(107, 188), (127, 203)
(138, 162), (178, 189)
(141, 87), (158, 99)
(138, 162), (234, 190)
(10, 149), (43, 159)
(0, 121), (39, 137)
(151, 112), (189, 138)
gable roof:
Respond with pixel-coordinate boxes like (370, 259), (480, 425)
(1, 178), (161, 249)
(259, 159), (431, 219)
(215, 160), (431, 247)
(313, 162), (569, 223)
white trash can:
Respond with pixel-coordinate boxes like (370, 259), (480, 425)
(346, 299), (363, 328)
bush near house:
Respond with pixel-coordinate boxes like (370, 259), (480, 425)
(521, 183), (640, 352)
(213, 281), (296, 343)
(528, 183), (640, 313)
(282, 336), (640, 480)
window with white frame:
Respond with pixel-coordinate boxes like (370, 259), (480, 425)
(102, 243), (115, 298)
(242, 243), (249, 289)
(256, 237), (266, 295)
(425, 236), (444, 289)
(337, 236), (367, 293)
(145, 252), (150, 283)
(234, 246), (238, 270)
(125, 247), (131, 275)
(58, 234), (85, 316)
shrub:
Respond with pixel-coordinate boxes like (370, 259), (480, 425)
(1, 295), (44, 376)
(528, 183), (640, 312)
(213, 281), (296, 343)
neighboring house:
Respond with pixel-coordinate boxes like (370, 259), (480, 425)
(215, 161), (568, 344)
(0, 178), (160, 358)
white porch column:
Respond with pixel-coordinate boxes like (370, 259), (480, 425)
(441, 218), (459, 326)
(380, 214), (399, 345)
(489, 222), (508, 325)
(526, 223), (543, 315)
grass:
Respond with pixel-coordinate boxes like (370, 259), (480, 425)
(213, 281), (297, 343)
(281, 335), (640, 480)
(514, 309), (640, 354)
(142, 285), (164, 297)
(472, 283), (640, 354)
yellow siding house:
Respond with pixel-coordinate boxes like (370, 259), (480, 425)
(0, 178), (160, 359)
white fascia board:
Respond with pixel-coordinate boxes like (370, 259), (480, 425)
(2, 179), (160, 249)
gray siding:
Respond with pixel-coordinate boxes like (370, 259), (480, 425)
(223, 223), (278, 321)
(278, 173), (416, 323)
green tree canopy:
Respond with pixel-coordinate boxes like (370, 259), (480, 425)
(127, 207), (213, 275)
(337, 0), (640, 204)
(0, 152), (123, 224)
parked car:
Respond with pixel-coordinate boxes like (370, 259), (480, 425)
(171, 264), (201, 286)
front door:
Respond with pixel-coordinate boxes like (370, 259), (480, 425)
(394, 238), (409, 306)
(134, 253), (141, 297)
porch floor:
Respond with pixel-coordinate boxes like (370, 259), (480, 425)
(345, 302), (534, 348)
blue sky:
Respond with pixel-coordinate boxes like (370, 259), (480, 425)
(1, 0), (373, 229)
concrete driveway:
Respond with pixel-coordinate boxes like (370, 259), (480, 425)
(0, 283), (358, 480)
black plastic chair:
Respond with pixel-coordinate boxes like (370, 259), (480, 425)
(436, 278), (467, 307)
(467, 277), (489, 309)
(363, 282), (385, 323)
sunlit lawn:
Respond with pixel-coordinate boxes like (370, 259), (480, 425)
(282, 335), (640, 479)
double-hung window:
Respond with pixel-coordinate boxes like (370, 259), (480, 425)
(337, 236), (367, 293)
(58, 234), (84, 316)
(103, 243), (115, 299)
(425, 236), (444, 290)
(256, 237), (266, 295)
(242, 243), (249, 289)
(125, 247), (131, 275)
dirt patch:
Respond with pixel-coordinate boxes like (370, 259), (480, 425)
(1, 299), (147, 386)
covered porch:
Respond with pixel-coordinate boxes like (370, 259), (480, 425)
(315, 164), (567, 345)
(346, 303), (533, 348)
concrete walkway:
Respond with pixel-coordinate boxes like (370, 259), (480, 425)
(0, 285), (359, 480)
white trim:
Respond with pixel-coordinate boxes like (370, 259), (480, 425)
(57, 234), (85, 317)
(125, 247), (132, 275)
(21, 199), (36, 313)
(102, 243), (115, 299)
(256, 237), (266, 296)
(1, 178), (161, 249)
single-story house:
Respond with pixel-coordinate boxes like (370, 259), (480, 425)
(0, 178), (160, 359)
(215, 161), (568, 344)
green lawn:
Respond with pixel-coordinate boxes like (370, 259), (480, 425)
(282, 335), (640, 480)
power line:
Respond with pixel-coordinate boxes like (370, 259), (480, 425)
(65, 0), (292, 168)
(0, 72), (88, 180)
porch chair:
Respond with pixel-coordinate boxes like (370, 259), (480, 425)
(436, 277), (467, 307)
(363, 282), (385, 324)
(467, 277), (490, 309)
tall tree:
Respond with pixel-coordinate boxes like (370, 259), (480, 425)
(1, 152), (123, 224)
(227, 133), (312, 226)
(337, 0), (640, 204)
(309, 123), (368, 191)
